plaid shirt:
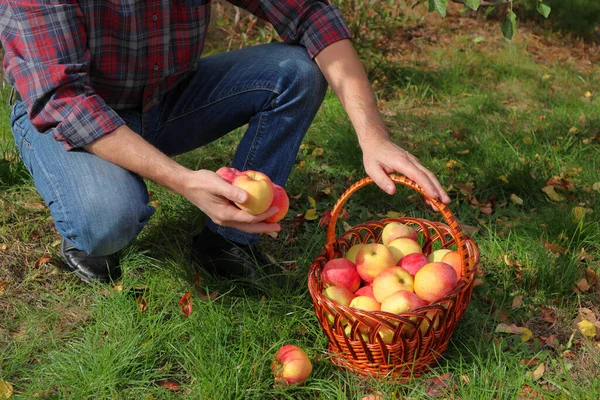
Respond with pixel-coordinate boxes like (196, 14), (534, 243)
(0, 1), (350, 149)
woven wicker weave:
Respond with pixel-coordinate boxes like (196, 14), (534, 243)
(308, 175), (479, 381)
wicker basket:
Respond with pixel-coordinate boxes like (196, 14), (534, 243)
(308, 175), (479, 381)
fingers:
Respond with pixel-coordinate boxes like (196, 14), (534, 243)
(213, 177), (248, 204)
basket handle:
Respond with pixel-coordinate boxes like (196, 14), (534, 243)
(326, 175), (468, 262)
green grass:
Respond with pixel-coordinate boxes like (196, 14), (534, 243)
(2, 16), (600, 400)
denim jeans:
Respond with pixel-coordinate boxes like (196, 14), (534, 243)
(10, 43), (328, 255)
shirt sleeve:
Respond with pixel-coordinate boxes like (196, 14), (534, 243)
(0, 1), (125, 150)
(226, 0), (352, 59)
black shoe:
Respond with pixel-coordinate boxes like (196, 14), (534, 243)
(59, 239), (121, 283)
(191, 229), (276, 279)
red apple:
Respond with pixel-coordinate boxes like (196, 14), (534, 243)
(232, 170), (275, 215)
(322, 285), (355, 325)
(354, 285), (376, 301)
(414, 262), (458, 303)
(321, 258), (361, 293)
(380, 290), (426, 314)
(372, 267), (414, 303)
(387, 238), (423, 263)
(215, 167), (241, 183)
(441, 251), (462, 279)
(427, 249), (452, 262)
(355, 243), (396, 283)
(264, 184), (289, 223)
(381, 222), (418, 246)
(397, 253), (429, 276)
(345, 243), (366, 263)
(272, 345), (312, 386)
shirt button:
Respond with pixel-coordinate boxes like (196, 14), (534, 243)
(153, 64), (159, 71)
(152, 14), (158, 22)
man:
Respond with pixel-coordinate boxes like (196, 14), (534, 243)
(1, 1), (450, 283)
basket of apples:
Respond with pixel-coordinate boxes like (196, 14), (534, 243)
(308, 175), (479, 381)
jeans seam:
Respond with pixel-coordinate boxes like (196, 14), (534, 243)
(156, 87), (280, 132)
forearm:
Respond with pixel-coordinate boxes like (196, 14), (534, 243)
(83, 125), (191, 194)
(314, 39), (388, 145)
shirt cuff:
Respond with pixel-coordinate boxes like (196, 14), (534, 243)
(299, 4), (352, 59)
(51, 95), (126, 150)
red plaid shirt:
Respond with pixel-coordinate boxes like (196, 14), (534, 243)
(0, 1), (350, 149)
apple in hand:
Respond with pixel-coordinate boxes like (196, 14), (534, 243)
(264, 184), (289, 223)
(232, 170), (275, 215)
(215, 167), (241, 183)
(427, 249), (452, 262)
(441, 250), (462, 279)
(381, 222), (418, 246)
(355, 243), (396, 283)
(372, 267), (414, 303)
(387, 238), (422, 263)
(380, 290), (426, 314)
(321, 258), (361, 293)
(397, 253), (429, 276)
(414, 262), (458, 303)
(345, 244), (366, 263)
(272, 345), (312, 386)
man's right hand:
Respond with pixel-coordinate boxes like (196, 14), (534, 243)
(180, 169), (281, 234)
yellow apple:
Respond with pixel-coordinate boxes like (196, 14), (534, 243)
(232, 170), (274, 215)
(372, 267), (414, 303)
(441, 250), (462, 279)
(381, 222), (418, 246)
(414, 262), (458, 303)
(427, 249), (452, 263)
(322, 285), (355, 326)
(380, 290), (426, 314)
(387, 238), (422, 263)
(355, 243), (396, 283)
(345, 243), (366, 263)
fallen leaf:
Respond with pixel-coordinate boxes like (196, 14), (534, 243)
(455, 183), (474, 195)
(572, 206), (592, 222)
(179, 292), (193, 317)
(308, 196), (316, 208)
(446, 159), (460, 170)
(543, 241), (567, 254)
(473, 278), (484, 288)
(526, 362), (545, 380)
(385, 211), (404, 218)
(304, 209), (318, 221)
(576, 278), (591, 293)
(0, 380), (12, 399)
(577, 320), (596, 338)
(0, 244), (7, 251)
(319, 210), (332, 228)
(460, 375), (471, 385)
(545, 335), (559, 348)
(425, 373), (455, 398)
(499, 175), (509, 183)
(0, 281), (7, 296)
(593, 182), (600, 192)
(510, 194), (523, 205)
(33, 256), (60, 268)
(159, 380), (180, 391)
(546, 176), (574, 192)
(584, 91), (591, 98)
(136, 296), (147, 312)
(193, 274), (218, 301)
(542, 74), (551, 80)
(523, 136), (533, 144)
(568, 127), (579, 135)
(542, 186), (565, 202)
(495, 323), (532, 342)
(585, 268), (599, 286)
(519, 358), (541, 368)
(512, 295), (524, 308)
(457, 149), (470, 155)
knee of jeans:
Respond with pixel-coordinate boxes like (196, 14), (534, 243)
(279, 49), (328, 100)
(68, 196), (154, 256)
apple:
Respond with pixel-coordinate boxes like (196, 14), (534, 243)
(441, 250), (462, 279)
(372, 267), (414, 303)
(354, 285), (376, 301)
(344, 324), (369, 341)
(272, 345), (312, 386)
(380, 290), (426, 314)
(232, 170), (275, 215)
(381, 222), (418, 246)
(387, 238), (422, 263)
(427, 249), (452, 263)
(397, 253), (429, 276)
(345, 243), (366, 263)
(322, 285), (355, 325)
(215, 166), (241, 183)
(264, 184), (289, 223)
(355, 243), (396, 283)
(349, 295), (381, 312)
(321, 258), (361, 293)
(419, 309), (441, 334)
(414, 262), (458, 303)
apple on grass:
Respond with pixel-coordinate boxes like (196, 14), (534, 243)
(272, 345), (312, 386)
(345, 243), (366, 263)
(441, 250), (462, 279)
(414, 262), (458, 303)
(321, 258), (361, 293)
(381, 222), (418, 246)
(232, 170), (274, 215)
(397, 253), (429, 276)
(387, 238), (422, 263)
(264, 184), (289, 223)
(427, 249), (452, 262)
(372, 267), (414, 303)
(355, 243), (396, 283)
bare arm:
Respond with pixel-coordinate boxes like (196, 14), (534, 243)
(314, 39), (450, 204)
(83, 125), (280, 233)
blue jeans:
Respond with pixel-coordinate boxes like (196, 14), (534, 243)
(10, 43), (327, 255)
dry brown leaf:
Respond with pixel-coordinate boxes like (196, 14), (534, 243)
(0, 281), (8, 296)
(542, 186), (565, 202)
(519, 358), (541, 368)
(473, 278), (484, 288)
(526, 362), (545, 381)
(585, 268), (599, 286)
(510, 194), (523, 205)
(499, 175), (509, 183)
(568, 126), (579, 135)
(576, 278), (591, 293)
(592, 182), (600, 192)
(33, 256), (60, 268)
(512, 295), (524, 308)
